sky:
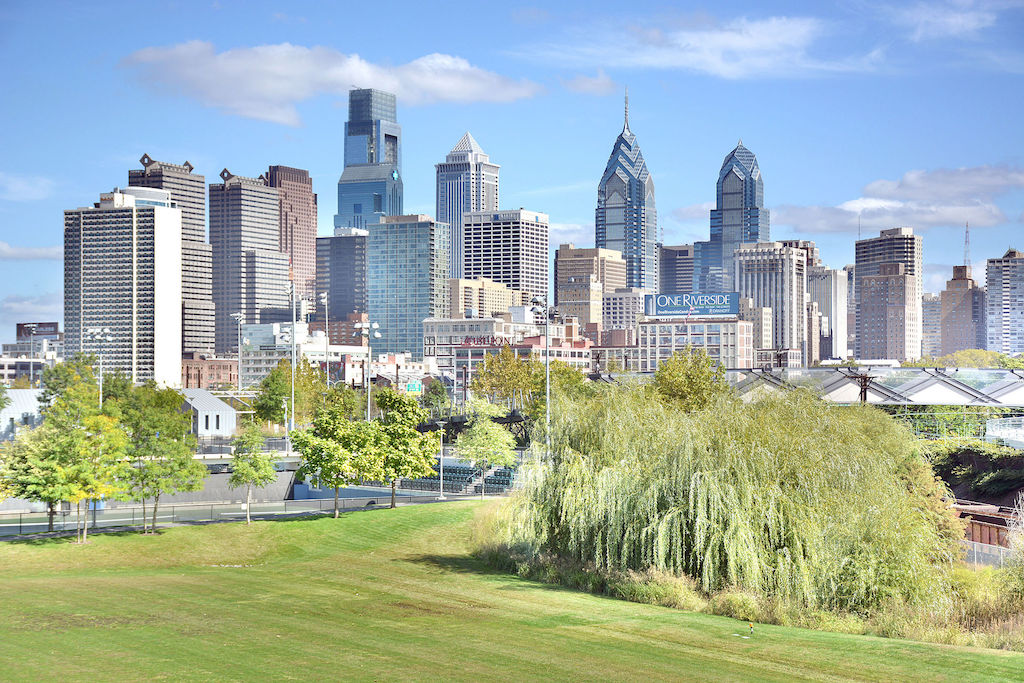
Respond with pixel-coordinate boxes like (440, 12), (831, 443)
(1, 0), (1023, 336)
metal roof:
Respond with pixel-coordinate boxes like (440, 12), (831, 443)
(180, 389), (235, 414)
(0, 389), (42, 422)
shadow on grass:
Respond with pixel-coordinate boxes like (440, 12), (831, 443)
(405, 553), (578, 593)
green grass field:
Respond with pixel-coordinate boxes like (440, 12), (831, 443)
(1, 501), (1021, 682)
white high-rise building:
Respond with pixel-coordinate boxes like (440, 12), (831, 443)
(808, 265), (848, 360)
(602, 287), (648, 332)
(64, 187), (182, 386)
(462, 209), (549, 302)
(734, 242), (807, 359)
(986, 248), (1024, 354)
(435, 133), (499, 278)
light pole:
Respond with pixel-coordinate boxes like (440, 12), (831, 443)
(287, 282), (296, 434)
(318, 291), (330, 387)
(23, 323), (38, 387)
(230, 312), (243, 393)
(353, 320), (381, 420)
(436, 419), (448, 500)
(530, 298), (551, 460)
(84, 327), (114, 408)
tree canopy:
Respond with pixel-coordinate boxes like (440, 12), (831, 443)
(229, 422), (278, 525)
(651, 347), (730, 412)
(253, 358), (328, 426)
(455, 401), (518, 498)
(374, 388), (437, 508)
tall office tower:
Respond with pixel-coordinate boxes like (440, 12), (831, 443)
(860, 263), (918, 361)
(367, 215), (450, 359)
(808, 265), (849, 359)
(209, 170), (289, 354)
(739, 298), (773, 350)
(940, 265), (986, 355)
(693, 141), (770, 292)
(435, 132), (500, 278)
(266, 165), (317, 297)
(733, 242), (807, 357)
(64, 187), (182, 385)
(315, 227), (368, 342)
(780, 240), (821, 268)
(129, 154), (214, 356)
(334, 88), (403, 231)
(462, 209), (549, 301)
(844, 264), (857, 354)
(660, 244), (694, 294)
(595, 93), (659, 291)
(922, 293), (942, 357)
(854, 227), (923, 360)
(986, 248), (1024, 354)
(806, 301), (822, 365)
(554, 243), (627, 327)
(449, 278), (528, 318)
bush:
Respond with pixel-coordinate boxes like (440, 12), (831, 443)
(607, 569), (706, 611)
(708, 590), (763, 622)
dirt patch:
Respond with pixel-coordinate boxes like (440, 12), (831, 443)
(12, 612), (162, 631)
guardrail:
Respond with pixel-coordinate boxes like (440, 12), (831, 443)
(0, 495), (445, 537)
(962, 540), (1014, 568)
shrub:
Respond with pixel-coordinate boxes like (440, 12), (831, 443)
(708, 590), (763, 622)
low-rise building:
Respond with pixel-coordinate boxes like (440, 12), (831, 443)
(182, 353), (239, 390)
(240, 322), (368, 388)
(181, 388), (237, 438)
(0, 389), (43, 441)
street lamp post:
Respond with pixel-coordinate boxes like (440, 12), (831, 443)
(84, 327), (114, 408)
(318, 291), (330, 387)
(353, 320), (381, 420)
(287, 282), (296, 435)
(530, 298), (551, 460)
(23, 323), (38, 387)
(230, 312), (243, 393)
(436, 420), (448, 500)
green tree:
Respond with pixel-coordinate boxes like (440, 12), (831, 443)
(455, 401), (518, 499)
(119, 384), (206, 533)
(373, 388), (436, 508)
(229, 422), (278, 524)
(0, 423), (79, 531)
(0, 383), (8, 411)
(652, 347), (730, 412)
(253, 359), (328, 427)
(38, 353), (97, 411)
(292, 403), (382, 517)
(419, 378), (450, 414)
(471, 346), (538, 408)
(10, 375), (31, 390)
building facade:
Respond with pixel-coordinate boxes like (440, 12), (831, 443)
(660, 244), (694, 295)
(435, 132), (499, 278)
(595, 95), (658, 291)
(448, 278), (528, 319)
(986, 248), (1024, 355)
(367, 215), (450, 359)
(209, 169), (289, 354)
(733, 242), (807, 359)
(462, 209), (548, 301)
(554, 243), (627, 328)
(315, 227), (368, 338)
(854, 227), (923, 360)
(739, 297), (773, 351)
(693, 141), (769, 292)
(638, 317), (753, 371)
(129, 154), (214, 356)
(808, 265), (849, 360)
(334, 88), (403, 231)
(602, 287), (647, 332)
(940, 265), (986, 355)
(238, 322), (368, 388)
(922, 293), (942, 358)
(64, 187), (182, 385)
(266, 165), (317, 298)
(181, 353), (238, 390)
(860, 263), (918, 361)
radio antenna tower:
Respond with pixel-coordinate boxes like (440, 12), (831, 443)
(964, 221), (970, 267)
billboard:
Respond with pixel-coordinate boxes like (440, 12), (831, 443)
(645, 293), (739, 317)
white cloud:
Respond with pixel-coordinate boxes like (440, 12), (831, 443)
(672, 201), (715, 221)
(549, 223), (593, 247)
(0, 172), (54, 201)
(561, 69), (617, 95)
(0, 292), (61, 319)
(888, 1), (998, 41)
(774, 164), (1024, 234)
(0, 242), (62, 260)
(530, 16), (882, 79)
(122, 41), (542, 126)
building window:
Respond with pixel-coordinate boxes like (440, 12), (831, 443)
(215, 415), (220, 430)
(204, 415), (209, 430)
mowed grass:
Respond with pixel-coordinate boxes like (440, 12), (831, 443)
(1, 503), (1022, 682)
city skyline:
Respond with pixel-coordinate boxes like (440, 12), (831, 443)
(2, 2), (1024, 333)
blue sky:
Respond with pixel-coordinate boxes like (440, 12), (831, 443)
(1, 0), (1023, 335)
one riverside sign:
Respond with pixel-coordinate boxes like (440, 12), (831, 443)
(645, 293), (739, 317)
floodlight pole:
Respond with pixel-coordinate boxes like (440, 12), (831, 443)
(437, 420), (447, 500)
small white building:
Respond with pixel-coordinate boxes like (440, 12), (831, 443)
(181, 388), (236, 438)
(0, 389), (43, 441)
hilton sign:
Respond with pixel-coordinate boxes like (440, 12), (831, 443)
(645, 293), (739, 317)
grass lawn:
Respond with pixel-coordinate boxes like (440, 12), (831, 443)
(0, 501), (1021, 682)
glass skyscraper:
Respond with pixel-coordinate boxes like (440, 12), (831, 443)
(435, 132), (499, 278)
(693, 141), (769, 292)
(595, 93), (659, 291)
(334, 88), (403, 232)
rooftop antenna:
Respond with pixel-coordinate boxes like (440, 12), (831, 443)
(857, 214), (862, 241)
(964, 221), (970, 267)
(623, 86), (630, 132)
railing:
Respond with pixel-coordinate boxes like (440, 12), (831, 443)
(0, 495), (442, 537)
(962, 540), (1015, 568)
(195, 436), (289, 455)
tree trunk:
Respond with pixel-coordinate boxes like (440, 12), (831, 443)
(480, 462), (486, 500)
(141, 495), (148, 534)
(151, 495), (160, 533)
(47, 502), (54, 532)
(390, 479), (396, 509)
(82, 500), (89, 544)
(334, 486), (340, 518)
(75, 501), (81, 543)
(246, 484), (252, 525)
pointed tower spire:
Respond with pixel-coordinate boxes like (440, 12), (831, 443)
(623, 86), (630, 132)
(737, 138), (743, 147)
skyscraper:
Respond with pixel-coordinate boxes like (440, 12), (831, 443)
(554, 244), (627, 329)
(693, 141), (770, 292)
(986, 248), (1024, 354)
(64, 187), (182, 385)
(595, 92), (658, 291)
(209, 169), (289, 354)
(659, 244), (694, 294)
(367, 215), (450, 359)
(733, 242), (806, 356)
(807, 265), (849, 360)
(334, 88), (403, 231)
(860, 264), (918, 361)
(129, 154), (214, 356)
(922, 293), (942, 357)
(266, 165), (317, 297)
(436, 132), (500, 278)
(315, 227), (368, 341)
(462, 209), (549, 301)
(940, 265), (986, 355)
(854, 227), (923, 360)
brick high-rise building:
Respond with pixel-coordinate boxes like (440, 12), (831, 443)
(940, 265), (986, 355)
(266, 165), (317, 298)
(860, 263), (918, 361)
(554, 243), (627, 328)
(854, 227), (923, 360)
